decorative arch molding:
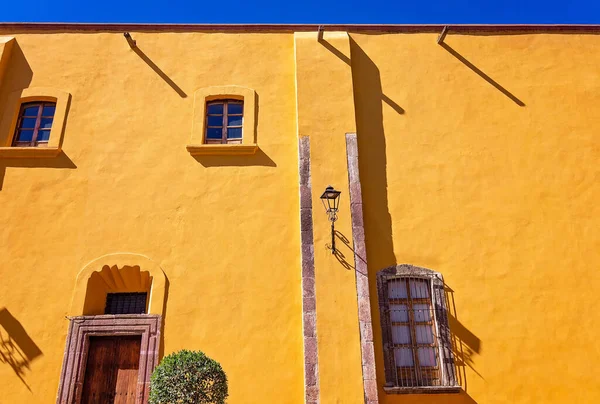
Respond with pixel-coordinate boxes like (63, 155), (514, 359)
(69, 253), (167, 317)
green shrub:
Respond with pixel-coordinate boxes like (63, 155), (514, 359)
(149, 350), (228, 404)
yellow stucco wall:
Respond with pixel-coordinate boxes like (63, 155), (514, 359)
(0, 31), (303, 403)
(351, 32), (600, 403)
(0, 28), (599, 404)
(295, 31), (364, 404)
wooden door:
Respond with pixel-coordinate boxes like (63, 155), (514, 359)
(81, 335), (141, 404)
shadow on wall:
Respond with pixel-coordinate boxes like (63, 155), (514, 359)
(346, 37), (398, 271)
(331, 228), (483, 401)
(0, 151), (77, 191)
(320, 35), (404, 115)
(0, 42), (77, 191)
(438, 40), (525, 106)
(159, 276), (170, 361)
(445, 284), (483, 390)
(327, 37), (483, 403)
(192, 148), (276, 167)
(77, 260), (170, 361)
(126, 37), (187, 98)
(0, 41), (33, 143)
(0, 308), (43, 390)
(82, 265), (153, 315)
(330, 229), (363, 271)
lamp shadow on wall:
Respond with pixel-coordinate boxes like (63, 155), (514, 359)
(331, 229), (363, 271)
(439, 42), (525, 107)
(0, 308), (43, 391)
(129, 43), (187, 98)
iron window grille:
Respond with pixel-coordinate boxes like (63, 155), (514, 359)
(12, 101), (56, 147)
(205, 99), (243, 144)
(377, 264), (459, 393)
(104, 293), (148, 315)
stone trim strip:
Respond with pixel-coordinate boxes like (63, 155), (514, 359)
(299, 136), (320, 404)
(56, 314), (161, 404)
(345, 133), (379, 404)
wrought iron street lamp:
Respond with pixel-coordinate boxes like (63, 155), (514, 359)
(320, 185), (341, 254)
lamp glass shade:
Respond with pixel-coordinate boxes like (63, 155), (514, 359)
(320, 186), (341, 212)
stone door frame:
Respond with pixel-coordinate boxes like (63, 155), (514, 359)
(56, 314), (161, 404)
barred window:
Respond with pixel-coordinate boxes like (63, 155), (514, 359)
(377, 265), (459, 394)
(104, 292), (148, 315)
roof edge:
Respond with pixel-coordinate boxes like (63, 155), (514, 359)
(0, 23), (599, 34)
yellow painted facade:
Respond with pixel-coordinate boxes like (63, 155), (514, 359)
(0, 26), (599, 404)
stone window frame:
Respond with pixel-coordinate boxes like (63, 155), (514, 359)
(376, 264), (460, 394)
(187, 85), (257, 156)
(56, 314), (161, 404)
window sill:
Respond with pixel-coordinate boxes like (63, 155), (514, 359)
(384, 386), (462, 395)
(0, 146), (61, 158)
(186, 144), (258, 156)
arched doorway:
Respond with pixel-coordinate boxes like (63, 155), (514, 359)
(56, 254), (167, 404)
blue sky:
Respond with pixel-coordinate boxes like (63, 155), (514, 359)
(3, 0), (600, 24)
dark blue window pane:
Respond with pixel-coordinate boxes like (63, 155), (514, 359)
(207, 103), (223, 114)
(17, 130), (33, 142)
(37, 130), (51, 142)
(227, 127), (242, 139)
(23, 105), (40, 116)
(227, 116), (242, 126)
(40, 118), (54, 129)
(42, 105), (56, 116)
(207, 115), (223, 126)
(20, 118), (37, 129)
(228, 103), (243, 114)
(206, 127), (222, 139)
